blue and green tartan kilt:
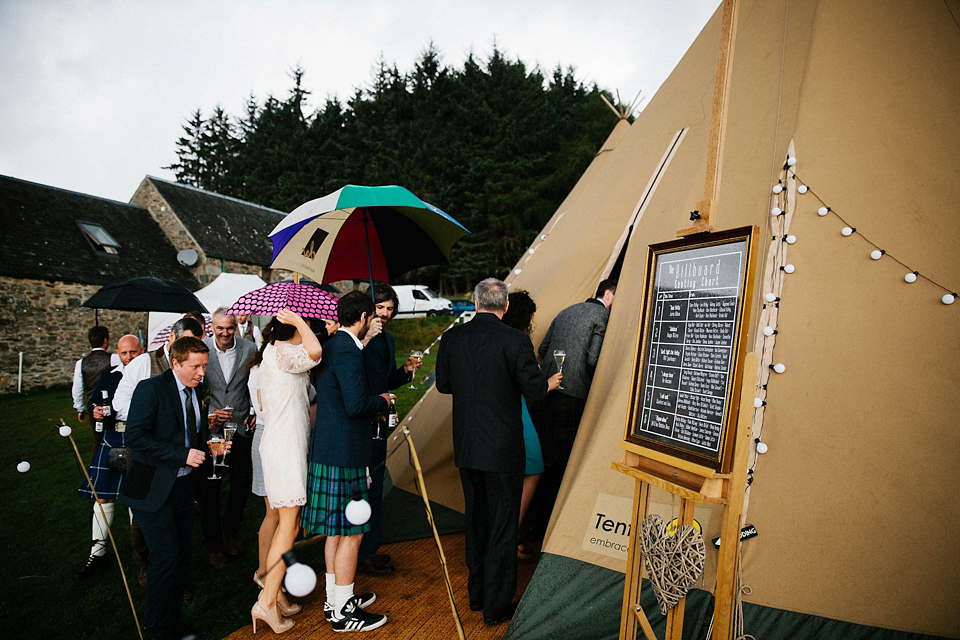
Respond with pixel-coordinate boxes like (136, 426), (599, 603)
(78, 430), (126, 500)
(301, 463), (370, 537)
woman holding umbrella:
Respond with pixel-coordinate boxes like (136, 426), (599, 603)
(252, 309), (322, 633)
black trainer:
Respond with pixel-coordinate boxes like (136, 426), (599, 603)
(325, 592), (376, 620)
(331, 595), (387, 632)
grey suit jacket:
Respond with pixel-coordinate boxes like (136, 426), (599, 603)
(202, 336), (256, 434)
(538, 299), (610, 400)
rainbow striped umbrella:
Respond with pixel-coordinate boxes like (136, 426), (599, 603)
(268, 185), (469, 285)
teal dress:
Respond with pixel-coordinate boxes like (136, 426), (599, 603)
(522, 398), (545, 475)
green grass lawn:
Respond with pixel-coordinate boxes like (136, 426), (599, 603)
(0, 316), (452, 639)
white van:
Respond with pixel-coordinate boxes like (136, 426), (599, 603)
(394, 285), (452, 317)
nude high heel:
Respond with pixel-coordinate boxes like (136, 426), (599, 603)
(251, 600), (294, 634)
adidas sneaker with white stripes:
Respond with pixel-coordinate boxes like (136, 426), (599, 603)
(330, 594), (386, 632)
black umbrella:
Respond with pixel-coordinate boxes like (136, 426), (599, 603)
(83, 276), (208, 314)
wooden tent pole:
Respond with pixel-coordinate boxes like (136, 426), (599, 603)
(679, 0), (741, 237)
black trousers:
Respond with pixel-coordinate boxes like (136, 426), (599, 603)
(132, 474), (195, 640)
(358, 438), (388, 562)
(459, 467), (522, 619)
(198, 432), (252, 552)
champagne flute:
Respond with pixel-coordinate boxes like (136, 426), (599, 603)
(207, 435), (224, 480)
(553, 349), (566, 391)
(220, 422), (238, 468)
(408, 350), (423, 389)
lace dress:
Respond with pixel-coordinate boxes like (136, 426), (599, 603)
(258, 342), (320, 509)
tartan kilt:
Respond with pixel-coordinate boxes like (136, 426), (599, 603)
(78, 429), (126, 500)
(535, 392), (587, 466)
(301, 463), (370, 537)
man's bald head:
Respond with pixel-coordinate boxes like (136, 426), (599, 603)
(117, 334), (143, 367)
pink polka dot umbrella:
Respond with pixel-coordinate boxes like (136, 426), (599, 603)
(226, 281), (339, 321)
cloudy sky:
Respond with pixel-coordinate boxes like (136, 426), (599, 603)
(0, 0), (718, 203)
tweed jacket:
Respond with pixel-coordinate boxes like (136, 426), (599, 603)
(537, 298), (610, 400)
(202, 336), (256, 434)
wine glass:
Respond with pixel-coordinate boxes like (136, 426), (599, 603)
(553, 350), (566, 391)
(408, 350), (423, 389)
(220, 422), (238, 468)
(207, 435), (224, 480)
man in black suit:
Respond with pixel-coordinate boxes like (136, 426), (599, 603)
(436, 278), (561, 625)
(119, 336), (219, 640)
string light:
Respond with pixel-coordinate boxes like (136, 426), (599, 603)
(764, 293), (779, 303)
(59, 425), (72, 437)
(791, 171), (957, 304)
(772, 184), (784, 194)
(784, 235), (797, 244)
(786, 156), (797, 167)
(771, 206), (783, 216)
(762, 327), (777, 337)
(16, 459), (30, 473)
(753, 397), (765, 408)
(755, 441), (769, 454)
(281, 551), (317, 597)
(770, 363), (786, 374)
(345, 486), (372, 525)
(780, 264), (795, 274)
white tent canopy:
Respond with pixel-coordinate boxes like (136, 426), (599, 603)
(146, 272), (266, 347)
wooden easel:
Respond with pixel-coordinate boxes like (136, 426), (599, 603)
(614, 352), (757, 640)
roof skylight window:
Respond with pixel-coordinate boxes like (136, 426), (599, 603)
(76, 220), (121, 255)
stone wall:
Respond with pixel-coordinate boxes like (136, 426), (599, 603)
(0, 276), (147, 394)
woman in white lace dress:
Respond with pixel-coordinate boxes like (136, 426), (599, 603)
(252, 309), (322, 634)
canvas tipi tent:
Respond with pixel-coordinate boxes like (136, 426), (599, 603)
(388, 0), (960, 637)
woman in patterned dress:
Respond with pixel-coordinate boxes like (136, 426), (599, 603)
(251, 309), (322, 634)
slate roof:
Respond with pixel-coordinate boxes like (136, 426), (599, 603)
(0, 174), (198, 288)
(145, 177), (286, 267)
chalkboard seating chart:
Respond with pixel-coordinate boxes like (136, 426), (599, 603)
(632, 237), (750, 466)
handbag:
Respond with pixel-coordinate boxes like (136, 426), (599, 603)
(108, 447), (130, 473)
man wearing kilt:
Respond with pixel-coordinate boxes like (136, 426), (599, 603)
(302, 291), (392, 632)
(75, 334), (143, 578)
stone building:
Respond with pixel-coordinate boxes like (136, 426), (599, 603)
(0, 175), (198, 393)
(130, 176), (287, 286)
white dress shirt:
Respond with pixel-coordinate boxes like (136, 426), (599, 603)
(113, 346), (169, 421)
(71, 348), (121, 412)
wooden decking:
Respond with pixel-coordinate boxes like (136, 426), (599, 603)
(225, 533), (538, 640)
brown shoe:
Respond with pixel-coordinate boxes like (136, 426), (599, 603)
(209, 551), (228, 569)
(225, 535), (243, 557)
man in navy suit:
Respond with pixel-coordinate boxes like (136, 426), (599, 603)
(436, 278), (561, 625)
(119, 337), (218, 640)
(302, 291), (391, 632)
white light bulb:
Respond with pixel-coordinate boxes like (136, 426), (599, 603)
(764, 293), (777, 303)
(59, 425), (72, 437)
(870, 250), (883, 260)
(904, 272), (918, 284)
(786, 156), (797, 166)
(514, 269), (521, 275)
(528, 248), (535, 254)
(762, 326), (776, 337)
(781, 264), (795, 274)
(284, 562), (317, 597)
(17, 460), (30, 473)
(943, 294), (956, 305)
(756, 442), (769, 454)
(753, 397), (764, 408)
(771, 207), (782, 216)
(541, 234), (547, 240)
(841, 227), (854, 237)
(772, 185), (783, 194)
(345, 498), (372, 525)
(797, 185), (808, 194)
(817, 207), (828, 217)
(785, 235), (797, 244)
(772, 363), (786, 374)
